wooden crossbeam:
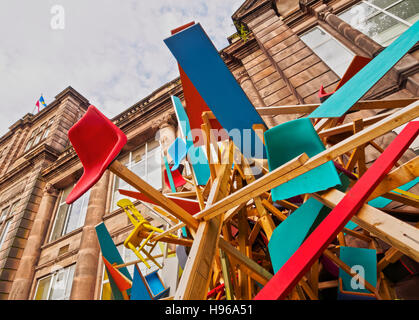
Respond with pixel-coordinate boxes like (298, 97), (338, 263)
(195, 101), (419, 223)
(256, 98), (417, 115)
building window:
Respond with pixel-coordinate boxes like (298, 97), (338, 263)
(300, 26), (355, 77)
(24, 117), (55, 152)
(34, 264), (75, 300)
(100, 244), (164, 300)
(49, 185), (90, 242)
(111, 140), (162, 211)
(338, 0), (419, 46)
(0, 200), (19, 251)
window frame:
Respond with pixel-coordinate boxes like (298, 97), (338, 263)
(299, 25), (356, 77)
(338, 0), (418, 46)
(110, 140), (163, 212)
(48, 185), (90, 243)
(33, 264), (76, 300)
(24, 117), (55, 153)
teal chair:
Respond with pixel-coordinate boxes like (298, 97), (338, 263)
(264, 118), (341, 202)
(168, 137), (188, 172)
(171, 95), (210, 185)
(338, 247), (377, 300)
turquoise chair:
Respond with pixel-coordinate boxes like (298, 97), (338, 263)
(264, 118), (341, 202)
(338, 247), (377, 300)
(171, 95), (210, 185)
(168, 137), (188, 172)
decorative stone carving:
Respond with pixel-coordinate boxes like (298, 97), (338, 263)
(43, 183), (59, 196)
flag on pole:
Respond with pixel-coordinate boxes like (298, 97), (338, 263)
(35, 95), (47, 113)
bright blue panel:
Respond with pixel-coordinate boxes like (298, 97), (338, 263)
(95, 223), (132, 281)
(164, 24), (267, 159)
(309, 21), (419, 118)
(145, 270), (165, 296)
(168, 138), (187, 171)
(268, 197), (324, 273)
(171, 95), (210, 185)
(339, 247), (377, 296)
(131, 267), (152, 300)
(368, 176), (419, 208)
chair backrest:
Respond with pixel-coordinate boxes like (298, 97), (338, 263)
(66, 106), (127, 204)
(338, 246), (377, 299)
(117, 198), (146, 226)
(264, 117), (341, 201)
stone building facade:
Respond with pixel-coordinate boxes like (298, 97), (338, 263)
(0, 0), (418, 300)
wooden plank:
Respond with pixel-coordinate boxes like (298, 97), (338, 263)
(110, 160), (199, 230)
(195, 101), (419, 223)
(256, 98), (417, 115)
(254, 121), (419, 300)
(174, 142), (234, 300)
(219, 249), (234, 300)
(367, 156), (419, 201)
(219, 238), (273, 286)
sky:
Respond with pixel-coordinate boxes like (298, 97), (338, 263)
(0, 0), (243, 137)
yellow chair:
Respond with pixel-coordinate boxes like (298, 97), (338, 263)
(117, 199), (167, 269)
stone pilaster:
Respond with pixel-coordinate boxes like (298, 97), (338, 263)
(69, 171), (109, 300)
(8, 184), (59, 300)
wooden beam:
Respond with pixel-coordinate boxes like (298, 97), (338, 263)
(110, 160), (199, 230)
(195, 101), (419, 223)
(174, 142), (234, 300)
(219, 238), (273, 286)
(256, 98), (417, 115)
(367, 156), (419, 201)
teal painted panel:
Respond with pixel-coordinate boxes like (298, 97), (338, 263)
(168, 138), (187, 171)
(309, 21), (419, 118)
(265, 118), (341, 201)
(95, 222), (132, 281)
(368, 176), (419, 208)
(268, 197), (324, 273)
(164, 156), (176, 193)
(339, 247), (377, 295)
(171, 95), (210, 185)
(131, 266), (152, 300)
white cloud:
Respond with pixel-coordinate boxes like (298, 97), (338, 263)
(0, 0), (242, 136)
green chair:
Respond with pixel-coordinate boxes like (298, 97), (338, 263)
(264, 118), (341, 202)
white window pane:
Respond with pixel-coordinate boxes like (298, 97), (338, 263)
(313, 39), (354, 77)
(367, 0), (398, 9)
(64, 190), (90, 234)
(49, 270), (67, 300)
(300, 27), (330, 48)
(34, 276), (52, 300)
(387, 0), (419, 24)
(0, 220), (11, 250)
(339, 3), (379, 26)
(64, 265), (75, 299)
(50, 205), (68, 241)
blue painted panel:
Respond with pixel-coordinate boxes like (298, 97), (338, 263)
(168, 138), (187, 171)
(309, 21), (419, 118)
(164, 24), (267, 159)
(131, 266), (152, 300)
(171, 95), (210, 185)
(145, 270), (165, 296)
